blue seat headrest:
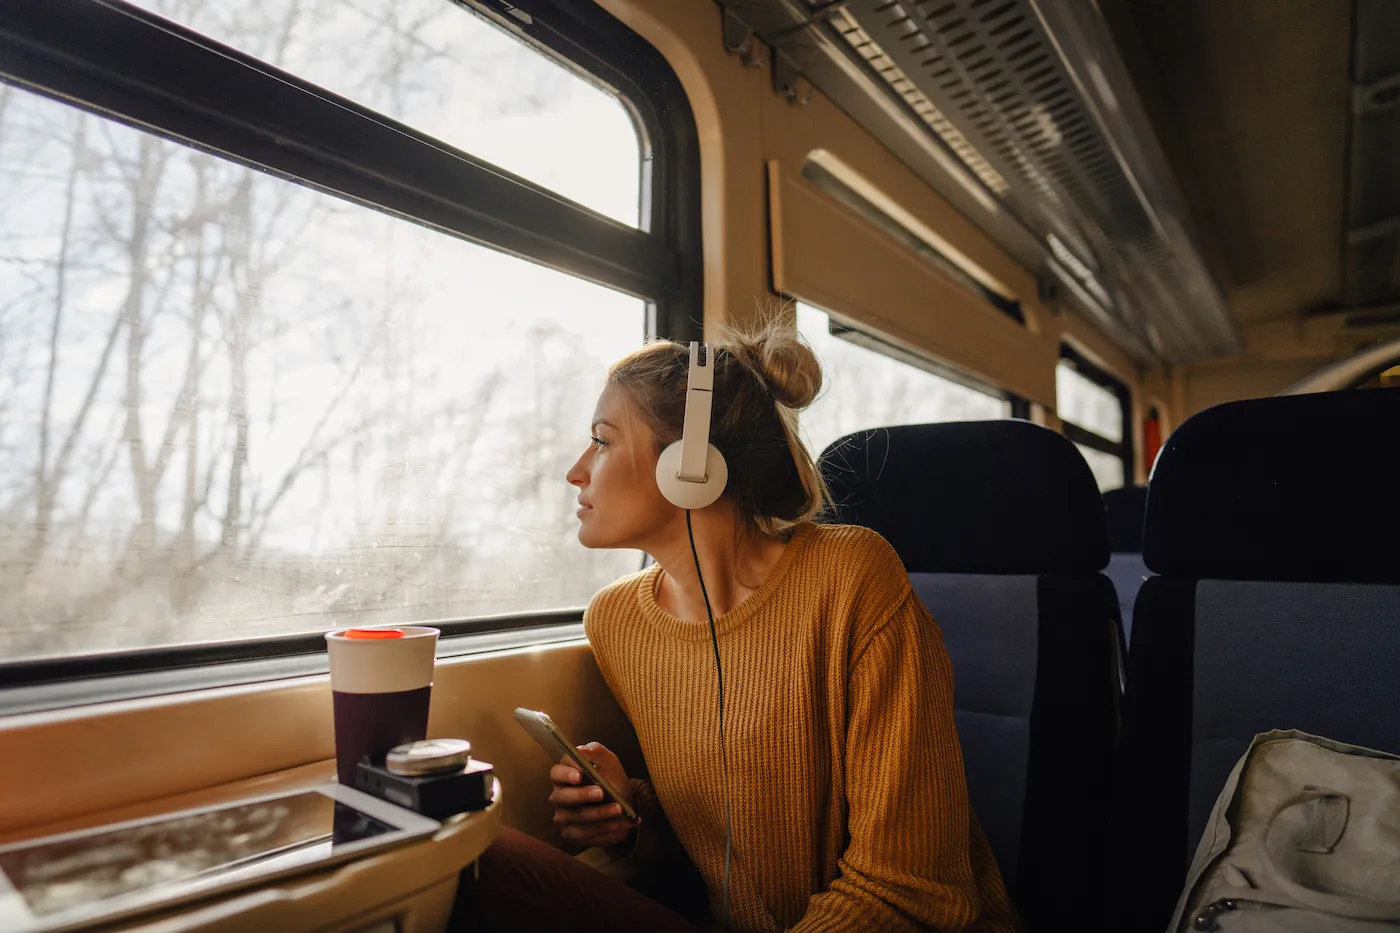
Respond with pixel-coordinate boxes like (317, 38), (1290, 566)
(820, 421), (1109, 574)
(1143, 387), (1400, 583)
(1103, 485), (1148, 553)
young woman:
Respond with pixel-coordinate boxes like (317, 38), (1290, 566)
(454, 323), (1018, 932)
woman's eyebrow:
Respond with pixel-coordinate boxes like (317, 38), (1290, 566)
(591, 419), (619, 431)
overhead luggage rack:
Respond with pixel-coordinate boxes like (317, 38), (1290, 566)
(721, 0), (1242, 365)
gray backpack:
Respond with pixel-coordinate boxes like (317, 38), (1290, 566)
(1170, 729), (1400, 932)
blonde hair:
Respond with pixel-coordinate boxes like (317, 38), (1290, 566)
(608, 317), (830, 537)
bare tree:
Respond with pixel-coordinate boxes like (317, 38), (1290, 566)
(1, 0), (643, 659)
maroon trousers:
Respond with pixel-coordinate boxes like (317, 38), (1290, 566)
(450, 826), (708, 932)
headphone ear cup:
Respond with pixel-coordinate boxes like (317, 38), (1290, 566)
(655, 441), (728, 509)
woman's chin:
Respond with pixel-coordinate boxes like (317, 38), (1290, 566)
(576, 521), (606, 549)
(576, 520), (630, 550)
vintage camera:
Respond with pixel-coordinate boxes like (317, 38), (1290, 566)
(355, 738), (494, 821)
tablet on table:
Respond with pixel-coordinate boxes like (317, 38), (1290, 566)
(0, 784), (439, 933)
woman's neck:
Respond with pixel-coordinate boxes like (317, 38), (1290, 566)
(647, 507), (789, 623)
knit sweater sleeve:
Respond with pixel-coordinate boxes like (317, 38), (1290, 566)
(790, 591), (988, 933)
(605, 775), (679, 863)
(583, 584), (682, 866)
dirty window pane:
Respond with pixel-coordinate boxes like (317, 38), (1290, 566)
(1076, 444), (1126, 492)
(125, 0), (641, 226)
(0, 86), (643, 661)
(796, 304), (1010, 458)
(1056, 360), (1123, 444)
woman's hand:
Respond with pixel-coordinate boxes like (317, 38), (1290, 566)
(548, 741), (638, 848)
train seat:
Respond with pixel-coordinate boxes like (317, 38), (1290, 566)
(1114, 386), (1400, 932)
(820, 420), (1118, 932)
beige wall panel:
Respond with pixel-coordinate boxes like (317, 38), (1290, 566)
(1181, 357), (1325, 416)
(1160, 314), (1400, 422)
(0, 641), (634, 846)
(1060, 316), (1141, 391)
(1239, 317), (1400, 366)
(0, 679), (335, 837)
(770, 161), (1056, 405)
(759, 92), (1051, 329)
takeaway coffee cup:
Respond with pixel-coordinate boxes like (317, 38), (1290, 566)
(325, 626), (439, 786)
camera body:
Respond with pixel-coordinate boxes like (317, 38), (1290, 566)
(354, 738), (494, 821)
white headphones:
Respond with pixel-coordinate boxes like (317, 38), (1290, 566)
(655, 342), (736, 923)
(655, 342), (729, 509)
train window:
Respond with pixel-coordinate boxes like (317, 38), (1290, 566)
(124, 0), (641, 226)
(1075, 445), (1127, 492)
(1057, 361), (1123, 444)
(0, 86), (644, 663)
(1056, 348), (1132, 491)
(796, 304), (1010, 457)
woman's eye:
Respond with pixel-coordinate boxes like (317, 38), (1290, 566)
(590, 435), (608, 449)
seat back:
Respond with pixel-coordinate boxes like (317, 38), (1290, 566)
(1102, 484), (1149, 645)
(821, 421), (1117, 932)
(1115, 387), (1400, 932)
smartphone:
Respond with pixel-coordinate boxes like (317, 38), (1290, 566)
(513, 708), (639, 824)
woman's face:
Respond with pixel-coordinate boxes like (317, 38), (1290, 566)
(566, 383), (676, 549)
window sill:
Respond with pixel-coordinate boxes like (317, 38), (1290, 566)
(0, 615), (585, 717)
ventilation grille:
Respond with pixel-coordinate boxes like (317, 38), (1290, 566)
(817, 0), (1238, 361)
(828, 9), (1009, 197)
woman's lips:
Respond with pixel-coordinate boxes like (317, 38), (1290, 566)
(576, 503), (593, 517)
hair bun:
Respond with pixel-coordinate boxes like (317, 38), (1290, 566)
(725, 319), (823, 410)
(758, 338), (822, 409)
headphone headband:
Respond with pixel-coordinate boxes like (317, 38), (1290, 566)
(677, 343), (714, 482)
(655, 342), (729, 509)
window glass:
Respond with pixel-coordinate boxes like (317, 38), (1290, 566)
(0, 87), (643, 662)
(796, 304), (1010, 458)
(1056, 360), (1123, 443)
(126, 0), (641, 226)
(1076, 444), (1126, 492)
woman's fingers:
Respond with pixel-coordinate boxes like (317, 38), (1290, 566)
(552, 802), (626, 825)
(578, 741), (620, 767)
(548, 783), (607, 807)
(544, 740), (636, 847)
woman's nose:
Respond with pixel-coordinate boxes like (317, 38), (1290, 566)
(566, 456), (587, 487)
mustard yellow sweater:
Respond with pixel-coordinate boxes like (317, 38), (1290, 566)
(584, 523), (1019, 932)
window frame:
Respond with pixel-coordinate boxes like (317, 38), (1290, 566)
(793, 309), (1017, 461)
(825, 321), (1017, 406)
(0, 0), (701, 704)
(0, 0), (702, 336)
(1057, 344), (1134, 487)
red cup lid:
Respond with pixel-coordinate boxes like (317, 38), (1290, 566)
(344, 628), (405, 640)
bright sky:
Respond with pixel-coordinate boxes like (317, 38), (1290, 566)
(0, 1), (651, 656)
(127, 0), (641, 225)
(796, 303), (1009, 457)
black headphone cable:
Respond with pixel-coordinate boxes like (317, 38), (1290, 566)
(685, 508), (732, 927)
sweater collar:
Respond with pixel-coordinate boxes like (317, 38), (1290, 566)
(636, 523), (818, 641)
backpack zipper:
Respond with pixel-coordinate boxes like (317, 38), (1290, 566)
(1192, 898), (1278, 930)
